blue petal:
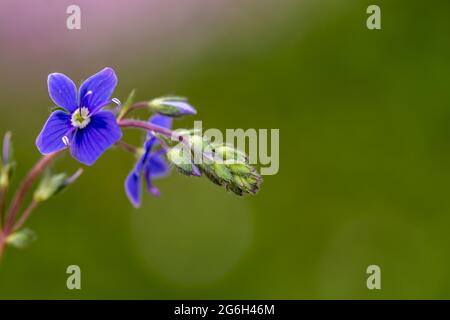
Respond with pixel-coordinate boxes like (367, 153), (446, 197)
(36, 111), (72, 154)
(48, 73), (78, 112)
(143, 164), (161, 197)
(149, 114), (173, 129)
(78, 67), (118, 111)
(70, 111), (122, 165)
(147, 115), (173, 139)
(166, 100), (197, 115)
(133, 149), (149, 176)
(125, 170), (141, 208)
(147, 149), (170, 178)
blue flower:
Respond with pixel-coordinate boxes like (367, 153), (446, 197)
(36, 68), (122, 166)
(125, 115), (172, 208)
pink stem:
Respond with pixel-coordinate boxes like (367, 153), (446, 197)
(118, 119), (175, 138)
(13, 200), (39, 232)
(3, 151), (62, 235)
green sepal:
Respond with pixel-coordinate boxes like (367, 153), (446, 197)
(167, 146), (194, 176)
(33, 172), (68, 202)
(117, 89), (136, 119)
(6, 229), (37, 249)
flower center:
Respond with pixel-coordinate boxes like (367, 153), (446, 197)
(71, 107), (91, 129)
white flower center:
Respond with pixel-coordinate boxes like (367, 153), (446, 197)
(71, 107), (91, 129)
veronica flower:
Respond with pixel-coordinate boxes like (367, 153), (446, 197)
(125, 115), (173, 208)
(36, 68), (122, 165)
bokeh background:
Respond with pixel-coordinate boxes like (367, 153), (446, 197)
(0, 0), (450, 299)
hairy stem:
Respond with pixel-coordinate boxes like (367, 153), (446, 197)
(115, 141), (138, 154)
(13, 200), (39, 232)
(4, 151), (62, 234)
(118, 119), (176, 138)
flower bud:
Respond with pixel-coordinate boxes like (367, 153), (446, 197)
(167, 146), (197, 176)
(214, 145), (248, 164)
(6, 228), (37, 249)
(33, 169), (83, 202)
(0, 132), (15, 188)
(149, 96), (197, 117)
(227, 163), (254, 176)
(2, 131), (12, 165)
(211, 163), (233, 183)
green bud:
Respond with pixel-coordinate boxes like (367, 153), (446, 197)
(148, 96), (196, 117)
(0, 163), (14, 188)
(214, 145), (248, 163)
(34, 173), (67, 202)
(226, 183), (244, 196)
(189, 135), (213, 164)
(167, 146), (194, 176)
(211, 163), (233, 183)
(6, 229), (37, 249)
(33, 169), (83, 202)
(199, 164), (223, 186)
(227, 163), (254, 176)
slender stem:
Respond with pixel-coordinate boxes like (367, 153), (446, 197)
(118, 119), (176, 138)
(118, 101), (149, 120)
(3, 151), (62, 234)
(115, 141), (138, 154)
(13, 200), (39, 232)
(0, 186), (6, 229)
(0, 230), (6, 261)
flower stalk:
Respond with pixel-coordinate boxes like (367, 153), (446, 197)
(0, 67), (263, 262)
(0, 151), (62, 260)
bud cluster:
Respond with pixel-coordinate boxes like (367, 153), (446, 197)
(166, 134), (262, 196)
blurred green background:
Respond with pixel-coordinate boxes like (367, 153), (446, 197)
(1, 0), (450, 299)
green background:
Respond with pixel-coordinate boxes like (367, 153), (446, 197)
(1, 0), (450, 299)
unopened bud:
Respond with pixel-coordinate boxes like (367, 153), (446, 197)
(149, 96), (197, 117)
(0, 163), (14, 188)
(6, 228), (37, 249)
(2, 131), (12, 165)
(167, 146), (196, 176)
(211, 163), (233, 183)
(33, 169), (83, 202)
(227, 163), (254, 176)
(214, 145), (248, 164)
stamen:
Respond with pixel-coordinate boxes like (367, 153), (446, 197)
(71, 107), (91, 129)
(62, 136), (70, 146)
(81, 90), (93, 111)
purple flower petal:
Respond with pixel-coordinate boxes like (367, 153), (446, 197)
(191, 164), (202, 177)
(36, 111), (72, 155)
(2, 131), (12, 165)
(149, 114), (173, 129)
(78, 67), (118, 111)
(147, 114), (173, 139)
(70, 111), (122, 165)
(48, 73), (78, 113)
(147, 149), (170, 178)
(143, 165), (161, 197)
(125, 170), (141, 208)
